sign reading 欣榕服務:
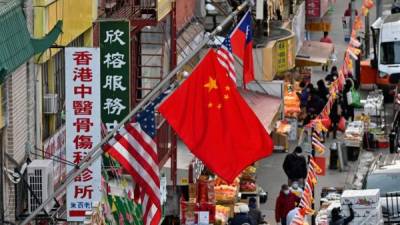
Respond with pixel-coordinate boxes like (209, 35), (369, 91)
(100, 21), (130, 131)
(65, 48), (102, 222)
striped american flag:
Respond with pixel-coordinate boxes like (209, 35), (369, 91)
(104, 93), (167, 225)
(217, 35), (237, 83)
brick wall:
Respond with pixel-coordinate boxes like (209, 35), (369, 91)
(176, 0), (196, 31)
(4, 64), (29, 222)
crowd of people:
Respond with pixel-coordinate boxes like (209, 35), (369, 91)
(298, 62), (358, 139)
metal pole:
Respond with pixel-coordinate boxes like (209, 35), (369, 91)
(170, 0), (178, 188)
(349, 0), (354, 36)
(20, 1), (250, 224)
(365, 11), (370, 59)
(376, 0), (382, 18)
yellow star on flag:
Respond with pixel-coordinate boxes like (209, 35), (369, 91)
(224, 94), (229, 100)
(204, 76), (218, 92)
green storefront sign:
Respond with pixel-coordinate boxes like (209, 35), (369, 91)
(100, 20), (130, 131)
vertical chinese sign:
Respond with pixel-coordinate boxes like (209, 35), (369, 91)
(65, 48), (101, 221)
(276, 40), (288, 73)
(100, 20), (130, 131)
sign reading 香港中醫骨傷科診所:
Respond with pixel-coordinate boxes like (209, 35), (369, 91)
(100, 20), (130, 132)
(65, 47), (102, 222)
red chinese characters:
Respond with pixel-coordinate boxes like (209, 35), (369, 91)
(70, 50), (95, 203)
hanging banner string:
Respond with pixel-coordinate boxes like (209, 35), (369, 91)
(291, 1), (375, 224)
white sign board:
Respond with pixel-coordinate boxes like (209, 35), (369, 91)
(198, 211), (209, 225)
(65, 47), (102, 221)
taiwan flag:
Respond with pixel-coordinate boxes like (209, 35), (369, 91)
(231, 10), (254, 86)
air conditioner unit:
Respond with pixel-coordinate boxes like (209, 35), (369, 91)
(43, 94), (59, 114)
(27, 159), (55, 214)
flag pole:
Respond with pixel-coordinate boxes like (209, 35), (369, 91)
(20, 1), (251, 224)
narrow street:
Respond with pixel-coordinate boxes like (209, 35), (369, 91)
(257, 1), (381, 224)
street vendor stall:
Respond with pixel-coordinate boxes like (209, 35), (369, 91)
(180, 165), (266, 225)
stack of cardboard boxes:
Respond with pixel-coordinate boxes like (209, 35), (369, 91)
(341, 189), (383, 225)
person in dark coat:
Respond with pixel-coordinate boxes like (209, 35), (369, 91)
(317, 79), (329, 103)
(307, 93), (325, 116)
(231, 204), (254, 225)
(329, 98), (340, 139)
(330, 204), (354, 225)
(299, 81), (309, 107)
(325, 66), (338, 84)
(341, 79), (354, 121)
(275, 184), (300, 225)
(282, 146), (307, 185)
(248, 197), (262, 225)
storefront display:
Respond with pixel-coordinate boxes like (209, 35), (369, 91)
(363, 91), (384, 116)
(180, 165), (264, 225)
(344, 121), (364, 148)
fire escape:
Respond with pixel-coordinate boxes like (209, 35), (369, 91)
(96, 0), (178, 183)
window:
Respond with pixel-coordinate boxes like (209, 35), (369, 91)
(380, 41), (400, 65)
(42, 34), (84, 139)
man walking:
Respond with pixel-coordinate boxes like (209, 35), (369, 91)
(282, 146), (308, 186)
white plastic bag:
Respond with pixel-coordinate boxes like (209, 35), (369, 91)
(346, 91), (353, 105)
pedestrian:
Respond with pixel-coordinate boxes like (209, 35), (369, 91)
(329, 98), (341, 139)
(298, 81), (309, 107)
(289, 181), (303, 198)
(317, 79), (329, 103)
(330, 204), (354, 225)
(282, 146), (307, 185)
(341, 79), (355, 121)
(231, 204), (254, 225)
(248, 197), (262, 225)
(286, 207), (300, 225)
(325, 66), (338, 84)
(320, 31), (333, 72)
(275, 184), (300, 225)
(307, 92), (325, 117)
(344, 2), (358, 17)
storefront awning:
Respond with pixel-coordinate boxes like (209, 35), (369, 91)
(239, 89), (282, 133)
(0, 0), (63, 83)
(295, 41), (334, 67)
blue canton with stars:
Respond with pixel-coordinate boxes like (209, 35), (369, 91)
(135, 91), (168, 139)
(221, 34), (233, 53)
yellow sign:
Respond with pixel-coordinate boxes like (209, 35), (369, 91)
(158, 0), (172, 21)
(180, 178), (189, 185)
(34, 0), (96, 63)
(275, 36), (295, 74)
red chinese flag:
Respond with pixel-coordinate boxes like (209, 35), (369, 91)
(158, 50), (273, 183)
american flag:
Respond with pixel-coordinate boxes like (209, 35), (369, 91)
(217, 34), (237, 83)
(104, 93), (167, 225)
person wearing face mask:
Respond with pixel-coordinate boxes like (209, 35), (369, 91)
(282, 146), (308, 186)
(289, 181), (303, 198)
(275, 184), (300, 225)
